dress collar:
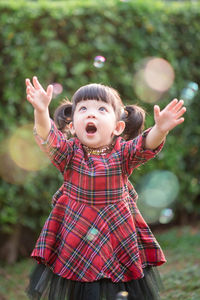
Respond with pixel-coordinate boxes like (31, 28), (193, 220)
(83, 143), (114, 155)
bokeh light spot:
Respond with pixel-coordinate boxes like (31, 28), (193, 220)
(133, 69), (163, 103)
(133, 57), (175, 103)
(180, 81), (198, 105)
(0, 139), (28, 184)
(137, 170), (179, 224)
(159, 208), (174, 224)
(52, 83), (63, 98)
(116, 291), (129, 300)
(145, 58), (175, 92)
(139, 170), (179, 208)
(8, 124), (50, 171)
(93, 56), (106, 68)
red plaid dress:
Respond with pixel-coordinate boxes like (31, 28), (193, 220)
(32, 120), (166, 283)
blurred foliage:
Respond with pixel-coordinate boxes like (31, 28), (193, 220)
(0, 0), (200, 258)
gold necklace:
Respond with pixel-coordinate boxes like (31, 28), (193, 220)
(83, 144), (114, 155)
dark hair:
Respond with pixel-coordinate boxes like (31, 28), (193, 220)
(53, 100), (72, 139)
(71, 83), (123, 120)
(54, 84), (145, 140)
(121, 105), (145, 140)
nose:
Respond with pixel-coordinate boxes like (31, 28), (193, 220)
(86, 108), (96, 118)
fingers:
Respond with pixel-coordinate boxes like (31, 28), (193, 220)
(26, 80), (35, 102)
(47, 84), (53, 98)
(175, 107), (186, 119)
(154, 105), (160, 119)
(165, 98), (178, 110)
(175, 117), (185, 126)
(25, 78), (30, 87)
(164, 99), (186, 116)
(26, 77), (52, 96)
(26, 78), (37, 99)
(33, 76), (44, 90)
(26, 94), (34, 104)
(26, 88), (34, 98)
(26, 79), (34, 103)
(172, 99), (184, 112)
(25, 78), (35, 92)
(171, 99), (186, 119)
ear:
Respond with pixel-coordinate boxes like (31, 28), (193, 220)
(69, 122), (75, 135)
(113, 120), (125, 136)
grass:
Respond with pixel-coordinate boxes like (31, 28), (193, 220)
(157, 225), (200, 300)
(0, 225), (200, 300)
(0, 259), (33, 300)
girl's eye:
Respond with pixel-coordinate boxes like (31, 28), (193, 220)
(79, 106), (87, 111)
(99, 106), (107, 112)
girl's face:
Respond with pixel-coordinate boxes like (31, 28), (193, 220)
(70, 100), (125, 148)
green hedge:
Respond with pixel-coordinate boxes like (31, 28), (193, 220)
(0, 0), (200, 259)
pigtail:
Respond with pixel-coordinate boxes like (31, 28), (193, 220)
(121, 105), (146, 140)
(53, 100), (72, 139)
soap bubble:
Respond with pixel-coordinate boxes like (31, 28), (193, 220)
(8, 124), (50, 171)
(159, 208), (174, 224)
(133, 57), (175, 103)
(86, 228), (99, 241)
(180, 82), (198, 105)
(93, 56), (106, 68)
(116, 291), (128, 300)
(52, 83), (63, 98)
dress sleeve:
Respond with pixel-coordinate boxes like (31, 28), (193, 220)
(34, 119), (74, 174)
(121, 128), (164, 175)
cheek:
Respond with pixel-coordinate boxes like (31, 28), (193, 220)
(73, 115), (83, 127)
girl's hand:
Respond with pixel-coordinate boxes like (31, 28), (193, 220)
(25, 76), (53, 113)
(154, 99), (186, 134)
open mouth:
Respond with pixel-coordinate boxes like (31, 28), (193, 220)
(86, 123), (97, 134)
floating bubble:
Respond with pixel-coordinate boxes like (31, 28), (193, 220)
(52, 83), (63, 98)
(8, 124), (50, 171)
(159, 208), (174, 224)
(116, 291), (128, 300)
(133, 57), (175, 103)
(188, 82), (198, 92)
(86, 228), (99, 241)
(93, 56), (106, 68)
(180, 81), (198, 105)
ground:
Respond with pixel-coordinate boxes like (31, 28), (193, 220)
(0, 225), (199, 300)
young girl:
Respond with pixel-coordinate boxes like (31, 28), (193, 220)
(52, 99), (145, 206)
(25, 76), (186, 300)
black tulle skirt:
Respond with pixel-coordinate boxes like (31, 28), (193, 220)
(26, 263), (163, 300)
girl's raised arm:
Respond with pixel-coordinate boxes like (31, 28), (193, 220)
(26, 76), (53, 140)
(145, 99), (186, 150)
